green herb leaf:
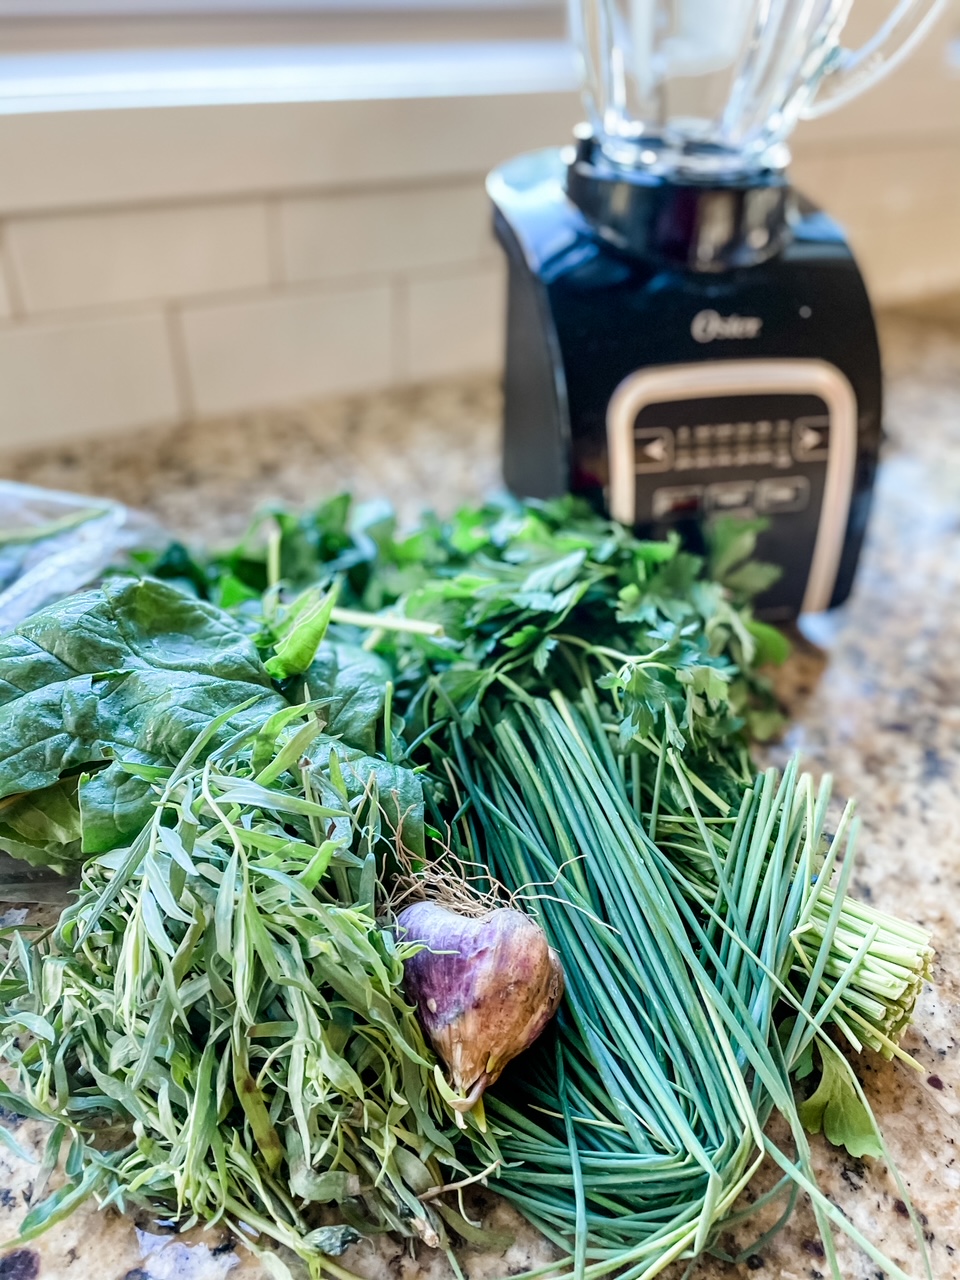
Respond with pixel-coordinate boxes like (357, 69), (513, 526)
(305, 642), (392, 754)
(265, 583), (340, 680)
(797, 1041), (884, 1160)
(746, 617), (792, 667)
(0, 776), (83, 872)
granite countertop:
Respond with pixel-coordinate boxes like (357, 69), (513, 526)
(0, 312), (958, 1280)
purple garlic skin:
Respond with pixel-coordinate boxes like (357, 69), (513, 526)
(397, 902), (564, 1109)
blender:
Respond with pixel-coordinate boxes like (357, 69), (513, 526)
(488, 0), (943, 619)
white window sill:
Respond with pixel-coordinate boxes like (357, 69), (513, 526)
(0, 38), (576, 114)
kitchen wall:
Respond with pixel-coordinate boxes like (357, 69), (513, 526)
(0, 5), (957, 449)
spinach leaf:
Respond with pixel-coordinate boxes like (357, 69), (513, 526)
(306, 642), (392, 755)
(0, 577), (285, 854)
(0, 777), (83, 873)
(77, 765), (159, 855)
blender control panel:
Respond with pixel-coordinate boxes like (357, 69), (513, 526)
(633, 406), (828, 520)
(606, 361), (858, 618)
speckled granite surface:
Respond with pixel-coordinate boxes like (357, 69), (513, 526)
(0, 313), (958, 1280)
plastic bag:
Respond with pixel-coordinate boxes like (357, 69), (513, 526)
(0, 480), (164, 630)
(0, 482), (167, 901)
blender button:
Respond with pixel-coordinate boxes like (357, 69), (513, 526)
(652, 485), (704, 519)
(756, 475), (811, 514)
(706, 480), (756, 511)
(714, 450), (733, 467)
(633, 427), (674, 473)
(751, 448), (773, 465)
(793, 417), (830, 460)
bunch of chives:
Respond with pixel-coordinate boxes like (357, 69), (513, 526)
(438, 692), (929, 1280)
(560, 649), (934, 1063)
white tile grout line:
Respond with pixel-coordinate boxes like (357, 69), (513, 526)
(263, 196), (286, 289)
(0, 225), (27, 320)
(164, 304), (195, 426)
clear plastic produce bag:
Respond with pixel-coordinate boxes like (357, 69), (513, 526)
(0, 481), (164, 901)
(0, 480), (163, 630)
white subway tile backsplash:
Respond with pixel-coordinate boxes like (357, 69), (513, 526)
(407, 264), (505, 383)
(280, 182), (495, 284)
(180, 284), (393, 418)
(0, 123), (952, 449)
(7, 203), (271, 314)
(0, 94), (579, 217)
(0, 260), (11, 320)
(0, 311), (180, 447)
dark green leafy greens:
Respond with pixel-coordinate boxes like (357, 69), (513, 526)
(135, 493), (933, 1061)
(140, 495), (785, 785)
(0, 577), (285, 861)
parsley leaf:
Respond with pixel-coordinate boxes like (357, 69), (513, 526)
(797, 1041), (884, 1160)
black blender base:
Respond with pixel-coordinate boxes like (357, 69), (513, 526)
(489, 146), (882, 620)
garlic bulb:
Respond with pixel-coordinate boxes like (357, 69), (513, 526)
(397, 902), (564, 1111)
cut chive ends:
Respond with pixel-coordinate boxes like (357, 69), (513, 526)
(792, 885), (934, 1062)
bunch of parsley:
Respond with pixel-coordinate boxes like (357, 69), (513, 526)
(140, 494), (787, 801)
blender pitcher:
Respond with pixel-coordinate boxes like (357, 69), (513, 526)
(572, 0), (945, 176)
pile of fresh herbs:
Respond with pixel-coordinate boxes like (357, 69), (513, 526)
(146, 495), (928, 1057)
(1, 704), (495, 1270)
(0, 493), (935, 1280)
(0, 576), (497, 1275)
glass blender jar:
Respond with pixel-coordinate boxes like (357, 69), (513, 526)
(572, 0), (944, 179)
